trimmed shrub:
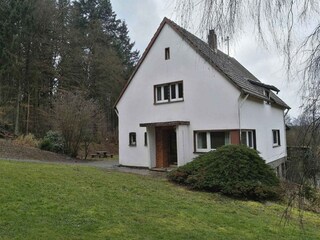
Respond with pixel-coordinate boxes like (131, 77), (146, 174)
(168, 145), (280, 201)
(39, 131), (64, 154)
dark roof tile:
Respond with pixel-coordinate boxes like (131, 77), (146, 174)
(166, 18), (290, 109)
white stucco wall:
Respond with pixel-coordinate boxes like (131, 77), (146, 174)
(240, 97), (287, 163)
(117, 24), (241, 167)
(117, 23), (287, 167)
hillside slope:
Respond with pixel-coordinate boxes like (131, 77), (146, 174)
(0, 139), (72, 162)
(0, 160), (319, 239)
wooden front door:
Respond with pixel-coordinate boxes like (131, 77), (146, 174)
(155, 126), (177, 168)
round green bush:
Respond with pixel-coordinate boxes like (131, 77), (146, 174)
(39, 131), (65, 153)
(168, 145), (280, 201)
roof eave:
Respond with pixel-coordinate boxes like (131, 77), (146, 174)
(242, 90), (291, 110)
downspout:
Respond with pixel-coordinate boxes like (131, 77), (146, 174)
(238, 93), (249, 142)
(284, 108), (290, 132)
(284, 108), (290, 117)
(114, 107), (120, 147)
(114, 107), (119, 116)
(283, 109), (290, 160)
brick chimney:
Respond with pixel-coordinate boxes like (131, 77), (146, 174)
(208, 29), (217, 52)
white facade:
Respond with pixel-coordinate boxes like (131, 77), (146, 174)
(240, 97), (287, 163)
(116, 21), (288, 169)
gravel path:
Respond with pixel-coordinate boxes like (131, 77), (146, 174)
(0, 140), (165, 177)
(2, 157), (166, 177)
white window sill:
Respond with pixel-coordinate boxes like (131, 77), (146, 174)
(194, 148), (218, 153)
(170, 98), (183, 102)
(154, 99), (184, 105)
(155, 100), (169, 103)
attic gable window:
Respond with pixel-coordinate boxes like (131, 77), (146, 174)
(165, 47), (170, 60)
(154, 81), (183, 104)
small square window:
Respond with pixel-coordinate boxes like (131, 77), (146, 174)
(272, 130), (280, 147)
(165, 47), (170, 60)
(129, 132), (136, 146)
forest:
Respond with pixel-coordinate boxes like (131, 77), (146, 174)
(0, 0), (139, 150)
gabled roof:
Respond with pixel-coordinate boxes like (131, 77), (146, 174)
(114, 17), (290, 109)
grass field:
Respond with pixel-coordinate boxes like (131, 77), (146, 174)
(0, 160), (319, 240)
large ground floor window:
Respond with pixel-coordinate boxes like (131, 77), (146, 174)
(195, 131), (230, 152)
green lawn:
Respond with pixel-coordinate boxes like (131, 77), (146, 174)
(0, 161), (319, 240)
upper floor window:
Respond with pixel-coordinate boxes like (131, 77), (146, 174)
(154, 81), (183, 104)
(195, 131), (230, 152)
(129, 132), (136, 146)
(144, 132), (148, 146)
(165, 47), (170, 60)
(241, 130), (256, 149)
(272, 130), (280, 147)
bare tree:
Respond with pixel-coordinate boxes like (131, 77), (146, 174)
(52, 91), (103, 158)
(174, 0), (319, 81)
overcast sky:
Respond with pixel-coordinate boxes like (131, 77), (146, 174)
(111, 0), (301, 118)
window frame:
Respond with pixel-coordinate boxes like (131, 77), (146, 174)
(272, 129), (280, 147)
(165, 47), (170, 60)
(241, 130), (256, 149)
(144, 132), (148, 146)
(194, 130), (231, 153)
(129, 132), (137, 146)
(154, 81), (184, 104)
(196, 132), (208, 151)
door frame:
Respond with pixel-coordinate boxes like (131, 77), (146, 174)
(155, 126), (177, 168)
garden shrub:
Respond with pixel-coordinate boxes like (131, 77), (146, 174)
(13, 134), (39, 148)
(39, 131), (64, 154)
(168, 145), (280, 201)
(167, 151), (214, 184)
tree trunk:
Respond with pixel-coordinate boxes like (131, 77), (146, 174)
(26, 92), (30, 135)
(25, 40), (31, 135)
(14, 78), (20, 136)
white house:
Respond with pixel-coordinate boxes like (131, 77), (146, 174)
(114, 17), (290, 174)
